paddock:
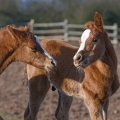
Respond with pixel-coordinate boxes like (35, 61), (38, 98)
(0, 40), (119, 120)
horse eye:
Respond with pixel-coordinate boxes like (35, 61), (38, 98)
(31, 47), (37, 52)
(92, 38), (98, 42)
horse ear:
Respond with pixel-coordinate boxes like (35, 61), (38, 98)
(7, 25), (26, 40)
(94, 12), (104, 32)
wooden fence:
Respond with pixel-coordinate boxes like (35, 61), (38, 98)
(28, 19), (119, 44)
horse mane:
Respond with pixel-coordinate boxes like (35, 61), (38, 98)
(85, 21), (95, 29)
(0, 25), (29, 41)
(23, 63), (28, 86)
(85, 21), (101, 36)
(103, 31), (117, 70)
(0, 25), (29, 32)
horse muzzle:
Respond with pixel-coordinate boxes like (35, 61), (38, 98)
(73, 53), (89, 68)
(45, 58), (57, 72)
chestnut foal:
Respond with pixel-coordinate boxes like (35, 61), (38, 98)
(0, 25), (56, 74)
(24, 12), (119, 120)
(0, 25), (56, 120)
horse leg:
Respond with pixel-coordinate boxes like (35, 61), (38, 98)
(55, 91), (73, 120)
(24, 75), (50, 120)
(84, 99), (104, 120)
(102, 99), (109, 120)
(24, 65), (50, 120)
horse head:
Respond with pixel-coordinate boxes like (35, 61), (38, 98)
(7, 26), (57, 72)
(73, 12), (106, 68)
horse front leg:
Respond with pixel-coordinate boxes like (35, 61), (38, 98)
(102, 99), (109, 120)
(55, 91), (73, 120)
(84, 99), (104, 120)
(24, 65), (50, 120)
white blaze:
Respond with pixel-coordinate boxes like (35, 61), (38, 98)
(34, 35), (57, 65)
(73, 29), (91, 60)
(78, 29), (91, 52)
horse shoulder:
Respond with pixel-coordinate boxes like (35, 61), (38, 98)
(82, 64), (113, 100)
(41, 39), (64, 56)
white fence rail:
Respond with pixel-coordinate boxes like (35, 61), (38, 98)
(28, 19), (119, 44)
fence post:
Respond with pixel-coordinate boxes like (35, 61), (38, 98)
(28, 19), (34, 32)
(113, 23), (118, 44)
(64, 19), (68, 41)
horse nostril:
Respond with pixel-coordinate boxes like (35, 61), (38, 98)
(51, 60), (56, 67)
(76, 54), (82, 61)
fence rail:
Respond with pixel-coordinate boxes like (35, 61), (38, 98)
(28, 19), (119, 44)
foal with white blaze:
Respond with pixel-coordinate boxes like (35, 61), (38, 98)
(24, 12), (119, 120)
(73, 12), (119, 120)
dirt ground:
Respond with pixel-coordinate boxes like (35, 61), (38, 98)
(0, 44), (120, 120)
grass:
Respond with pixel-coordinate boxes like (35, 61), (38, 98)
(0, 112), (22, 120)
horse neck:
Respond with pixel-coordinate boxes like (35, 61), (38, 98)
(0, 55), (14, 74)
(0, 36), (19, 74)
(94, 32), (117, 74)
(103, 31), (117, 70)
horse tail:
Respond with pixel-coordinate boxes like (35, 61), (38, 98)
(22, 63), (28, 86)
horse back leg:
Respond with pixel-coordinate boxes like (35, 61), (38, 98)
(24, 65), (50, 120)
(55, 91), (73, 120)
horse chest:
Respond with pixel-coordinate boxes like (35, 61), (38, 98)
(81, 72), (112, 100)
(48, 73), (84, 98)
(60, 84), (84, 99)
(63, 82), (84, 98)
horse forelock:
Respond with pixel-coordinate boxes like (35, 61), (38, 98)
(85, 21), (94, 29)
(85, 21), (103, 34)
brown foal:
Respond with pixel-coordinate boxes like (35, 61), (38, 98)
(0, 25), (56, 74)
(24, 12), (119, 120)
